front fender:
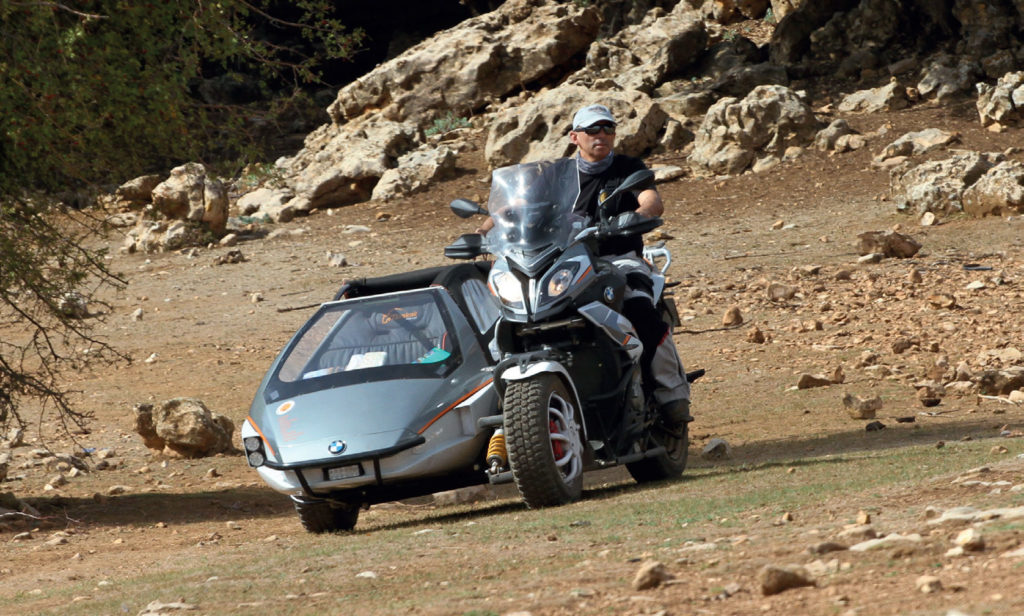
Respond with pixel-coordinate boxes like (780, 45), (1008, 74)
(498, 360), (586, 439)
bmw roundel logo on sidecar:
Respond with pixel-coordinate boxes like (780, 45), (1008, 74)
(328, 440), (347, 455)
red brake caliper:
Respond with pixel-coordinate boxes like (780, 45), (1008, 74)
(550, 419), (565, 459)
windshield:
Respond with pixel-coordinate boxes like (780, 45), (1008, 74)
(485, 159), (583, 274)
(266, 290), (460, 401)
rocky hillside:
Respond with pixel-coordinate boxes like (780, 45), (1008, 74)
(100, 0), (1024, 253)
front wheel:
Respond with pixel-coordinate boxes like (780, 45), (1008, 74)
(291, 496), (360, 533)
(504, 374), (584, 508)
(626, 422), (689, 483)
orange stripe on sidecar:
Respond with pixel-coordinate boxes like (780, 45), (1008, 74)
(246, 416), (277, 459)
(417, 379), (494, 435)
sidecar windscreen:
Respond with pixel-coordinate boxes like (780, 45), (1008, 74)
(269, 290), (460, 399)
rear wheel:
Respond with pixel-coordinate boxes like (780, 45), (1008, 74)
(291, 496), (360, 533)
(504, 374), (583, 508)
(626, 421), (688, 483)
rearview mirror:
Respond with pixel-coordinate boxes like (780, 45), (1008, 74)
(450, 198), (488, 219)
(615, 169), (655, 195)
(597, 169), (656, 221)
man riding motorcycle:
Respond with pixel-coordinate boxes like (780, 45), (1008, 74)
(477, 103), (692, 429)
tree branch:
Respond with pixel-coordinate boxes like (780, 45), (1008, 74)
(8, 1), (106, 20)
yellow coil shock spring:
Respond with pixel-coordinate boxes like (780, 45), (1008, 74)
(486, 429), (507, 472)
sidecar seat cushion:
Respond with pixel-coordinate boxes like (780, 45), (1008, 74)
(317, 301), (447, 370)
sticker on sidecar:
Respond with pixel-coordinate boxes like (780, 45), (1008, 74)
(275, 401), (295, 415)
(382, 309), (418, 324)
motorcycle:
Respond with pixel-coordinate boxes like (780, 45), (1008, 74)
(446, 159), (700, 508)
(240, 159), (698, 532)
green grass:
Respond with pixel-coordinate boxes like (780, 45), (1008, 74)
(10, 440), (1018, 616)
(424, 111), (471, 137)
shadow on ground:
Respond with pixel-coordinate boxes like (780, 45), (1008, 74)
(23, 486), (291, 530)
(14, 414), (1012, 532)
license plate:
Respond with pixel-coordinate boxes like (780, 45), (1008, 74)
(325, 464), (362, 481)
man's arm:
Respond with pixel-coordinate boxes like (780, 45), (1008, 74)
(475, 217), (494, 235)
(635, 187), (664, 218)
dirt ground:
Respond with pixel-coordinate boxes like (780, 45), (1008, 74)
(3, 98), (1024, 615)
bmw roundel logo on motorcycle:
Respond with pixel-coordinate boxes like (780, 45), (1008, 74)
(328, 440), (347, 455)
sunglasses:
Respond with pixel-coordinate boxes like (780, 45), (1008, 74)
(577, 124), (616, 136)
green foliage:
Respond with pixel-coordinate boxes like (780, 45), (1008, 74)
(0, 0), (364, 193)
(236, 162), (287, 192)
(425, 111), (472, 137)
(0, 1), (362, 436)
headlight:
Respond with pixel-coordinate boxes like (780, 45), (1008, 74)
(491, 271), (524, 309)
(243, 436), (266, 467)
(547, 268), (574, 298)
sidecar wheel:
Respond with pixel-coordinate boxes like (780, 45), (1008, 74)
(291, 496), (360, 533)
(504, 374), (583, 508)
(626, 422), (688, 483)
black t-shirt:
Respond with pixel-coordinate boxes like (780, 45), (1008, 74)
(572, 154), (649, 256)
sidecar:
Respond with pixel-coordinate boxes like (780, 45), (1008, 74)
(241, 262), (501, 532)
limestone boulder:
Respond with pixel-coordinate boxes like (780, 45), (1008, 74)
(707, 63), (790, 99)
(975, 369), (1024, 396)
(134, 399), (236, 458)
(962, 161), (1024, 217)
(689, 85), (823, 176)
(280, 118), (420, 210)
(856, 230), (921, 258)
(837, 81), (909, 114)
(327, 0), (600, 125)
(815, 119), (856, 151)
(977, 71), (1024, 127)
(692, 36), (764, 81)
(873, 128), (960, 163)
(485, 85), (666, 168)
(150, 163), (228, 234)
(657, 90), (717, 122)
(918, 55), (982, 103)
(260, 0), (601, 212)
(162, 221), (204, 252)
(572, 5), (707, 93)
(114, 174), (163, 204)
(122, 218), (205, 255)
(235, 187), (296, 223)
(371, 145), (458, 202)
(890, 152), (1002, 214)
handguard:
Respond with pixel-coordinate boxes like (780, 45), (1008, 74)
(604, 211), (663, 237)
(444, 233), (487, 259)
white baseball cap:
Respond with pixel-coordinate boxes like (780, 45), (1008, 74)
(572, 104), (616, 130)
